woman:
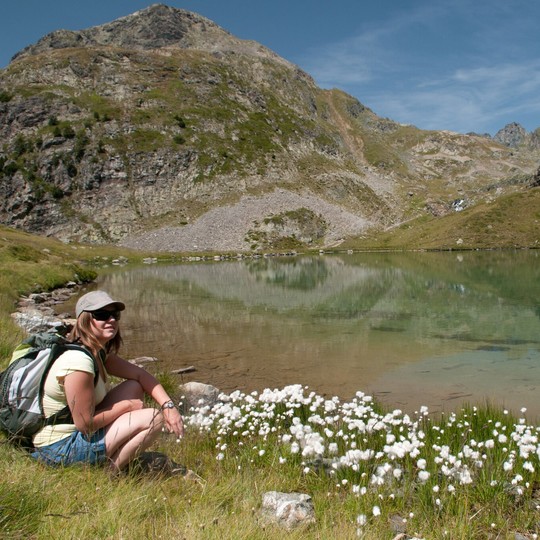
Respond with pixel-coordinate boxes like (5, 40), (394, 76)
(31, 290), (184, 471)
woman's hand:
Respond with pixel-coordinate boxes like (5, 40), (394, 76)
(162, 406), (184, 438)
(105, 353), (185, 437)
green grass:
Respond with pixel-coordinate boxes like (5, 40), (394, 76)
(1, 226), (540, 538)
(343, 187), (540, 251)
(3, 394), (539, 539)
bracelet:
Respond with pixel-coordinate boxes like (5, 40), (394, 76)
(161, 400), (176, 410)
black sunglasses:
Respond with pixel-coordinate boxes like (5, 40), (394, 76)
(90, 309), (121, 321)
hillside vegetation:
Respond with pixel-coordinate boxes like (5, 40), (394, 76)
(0, 4), (539, 251)
(345, 187), (540, 250)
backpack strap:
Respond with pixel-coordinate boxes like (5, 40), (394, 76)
(39, 343), (100, 428)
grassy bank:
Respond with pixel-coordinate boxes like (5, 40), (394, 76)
(1, 226), (540, 539)
(0, 225), (179, 359)
(342, 187), (540, 251)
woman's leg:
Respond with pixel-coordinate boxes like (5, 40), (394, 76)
(96, 379), (144, 413)
(104, 408), (164, 470)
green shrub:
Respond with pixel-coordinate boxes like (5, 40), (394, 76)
(62, 125), (75, 139)
(12, 134), (32, 157)
(74, 130), (89, 161)
(173, 114), (186, 128)
(2, 161), (18, 176)
(0, 90), (12, 102)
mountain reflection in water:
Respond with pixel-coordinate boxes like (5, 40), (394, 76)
(62, 251), (540, 419)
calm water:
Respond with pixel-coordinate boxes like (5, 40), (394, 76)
(61, 251), (540, 418)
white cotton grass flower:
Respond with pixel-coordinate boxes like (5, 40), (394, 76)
(184, 382), (540, 519)
(418, 470), (430, 483)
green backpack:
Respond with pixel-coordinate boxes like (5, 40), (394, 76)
(0, 332), (97, 449)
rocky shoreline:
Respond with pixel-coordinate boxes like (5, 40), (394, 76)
(12, 282), (81, 335)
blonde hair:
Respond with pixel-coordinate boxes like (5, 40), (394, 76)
(69, 311), (123, 360)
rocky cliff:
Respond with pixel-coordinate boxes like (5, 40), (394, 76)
(0, 4), (538, 251)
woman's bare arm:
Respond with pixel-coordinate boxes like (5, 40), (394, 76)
(64, 371), (140, 434)
(105, 353), (184, 437)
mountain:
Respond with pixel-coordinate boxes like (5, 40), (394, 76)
(0, 4), (539, 251)
(493, 122), (540, 150)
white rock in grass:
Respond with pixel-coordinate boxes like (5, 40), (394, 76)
(260, 491), (315, 530)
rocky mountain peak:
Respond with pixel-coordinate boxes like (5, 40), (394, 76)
(493, 122), (528, 148)
(11, 3), (291, 67)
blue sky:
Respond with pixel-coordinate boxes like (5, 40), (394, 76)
(1, 0), (539, 135)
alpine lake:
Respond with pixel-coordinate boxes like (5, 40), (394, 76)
(59, 250), (540, 420)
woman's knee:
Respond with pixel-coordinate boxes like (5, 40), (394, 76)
(118, 379), (144, 400)
(105, 380), (144, 410)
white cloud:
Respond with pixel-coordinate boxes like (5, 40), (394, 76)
(362, 60), (540, 134)
(295, 0), (540, 133)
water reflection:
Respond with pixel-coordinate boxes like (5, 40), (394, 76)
(64, 251), (540, 418)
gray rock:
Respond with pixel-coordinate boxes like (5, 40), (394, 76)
(129, 356), (159, 366)
(389, 514), (407, 534)
(29, 293), (48, 304)
(493, 122), (527, 148)
(12, 285), (82, 334)
(179, 381), (220, 412)
(260, 491), (315, 530)
(11, 308), (64, 333)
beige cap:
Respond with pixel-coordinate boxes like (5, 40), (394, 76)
(75, 290), (126, 318)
